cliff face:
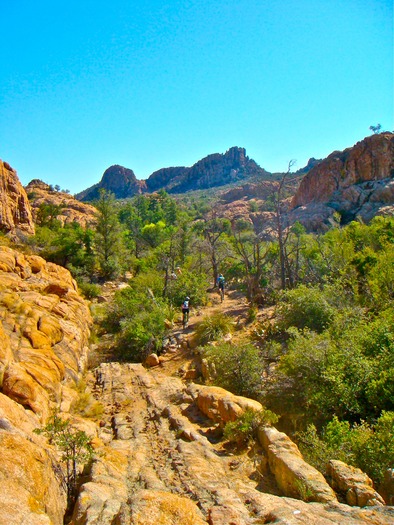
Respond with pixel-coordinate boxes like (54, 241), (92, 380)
(291, 133), (394, 227)
(0, 246), (92, 524)
(0, 160), (35, 235)
(26, 179), (98, 229)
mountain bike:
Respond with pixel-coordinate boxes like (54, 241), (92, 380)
(182, 309), (189, 329)
(219, 286), (225, 302)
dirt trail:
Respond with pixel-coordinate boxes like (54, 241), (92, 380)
(71, 288), (394, 525)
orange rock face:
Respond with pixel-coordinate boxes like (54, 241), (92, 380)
(0, 246), (92, 420)
(292, 133), (394, 208)
(0, 246), (93, 524)
(0, 160), (35, 235)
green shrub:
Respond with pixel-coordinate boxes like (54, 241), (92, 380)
(77, 281), (102, 300)
(34, 414), (95, 510)
(223, 408), (278, 446)
(277, 285), (334, 333)
(203, 342), (264, 400)
(296, 412), (394, 486)
(195, 312), (233, 345)
(166, 269), (208, 308)
(116, 305), (167, 361)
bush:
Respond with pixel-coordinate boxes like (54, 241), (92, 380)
(195, 312), (233, 345)
(116, 305), (167, 361)
(77, 281), (102, 300)
(223, 408), (278, 446)
(277, 285), (334, 333)
(166, 269), (208, 308)
(34, 414), (95, 510)
(296, 412), (394, 486)
(203, 342), (264, 400)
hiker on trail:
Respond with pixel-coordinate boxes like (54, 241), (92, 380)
(181, 296), (190, 328)
(217, 274), (225, 301)
(217, 274), (225, 291)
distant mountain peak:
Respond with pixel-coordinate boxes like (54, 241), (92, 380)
(76, 147), (270, 201)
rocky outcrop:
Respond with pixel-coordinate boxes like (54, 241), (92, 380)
(258, 426), (337, 503)
(291, 133), (394, 229)
(26, 180), (98, 229)
(0, 394), (67, 525)
(71, 361), (394, 525)
(189, 383), (264, 425)
(327, 460), (385, 507)
(0, 160), (35, 235)
(0, 246), (92, 524)
(76, 165), (147, 201)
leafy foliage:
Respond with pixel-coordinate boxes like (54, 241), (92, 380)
(223, 408), (278, 446)
(203, 342), (264, 400)
(277, 285), (335, 333)
(296, 412), (394, 485)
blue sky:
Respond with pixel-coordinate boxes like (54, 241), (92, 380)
(1, 0), (393, 194)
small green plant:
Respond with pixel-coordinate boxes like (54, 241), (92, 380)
(277, 284), (334, 333)
(70, 381), (104, 419)
(295, 479), (315, 502)
(247, 305), (258, 324)
(34, 414), (95, 509)
(195, 312), (233, 345)
(223, 409), (278, 447)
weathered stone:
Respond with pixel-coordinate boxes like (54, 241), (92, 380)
(0, 246), (93, 523)
(2, 362), (51, 420)
(327, 460), (385, 507)
(258, 426), (337, 503)
(291, 132), (394, 229)
(189, 383), (263, 425)
(0, 431), (66, 525)
(145, 353), (160, 367)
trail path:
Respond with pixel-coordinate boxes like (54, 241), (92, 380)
(70, 287), (394, 525)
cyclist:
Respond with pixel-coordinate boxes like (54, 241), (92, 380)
(181, 296), (190, 328)
(217, 274), (225, 301)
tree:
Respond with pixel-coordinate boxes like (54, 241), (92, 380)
(94, 189), (122, 279)
(230, 218), (270, 304)
(34, 414), (95, 509)
(194, 209), (231, 285)
(36, 203), (63, 230)
(272, 160), (296, 289)
(369, 123), (382, 134)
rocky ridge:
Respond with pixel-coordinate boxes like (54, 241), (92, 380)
(75, 165), (147, 202)
(26, 179), (98, 229)
(76, 147), (272, 201)
(0, 160), (35, 236)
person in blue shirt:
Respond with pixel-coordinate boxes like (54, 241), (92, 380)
(217, 274), (225, 301)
